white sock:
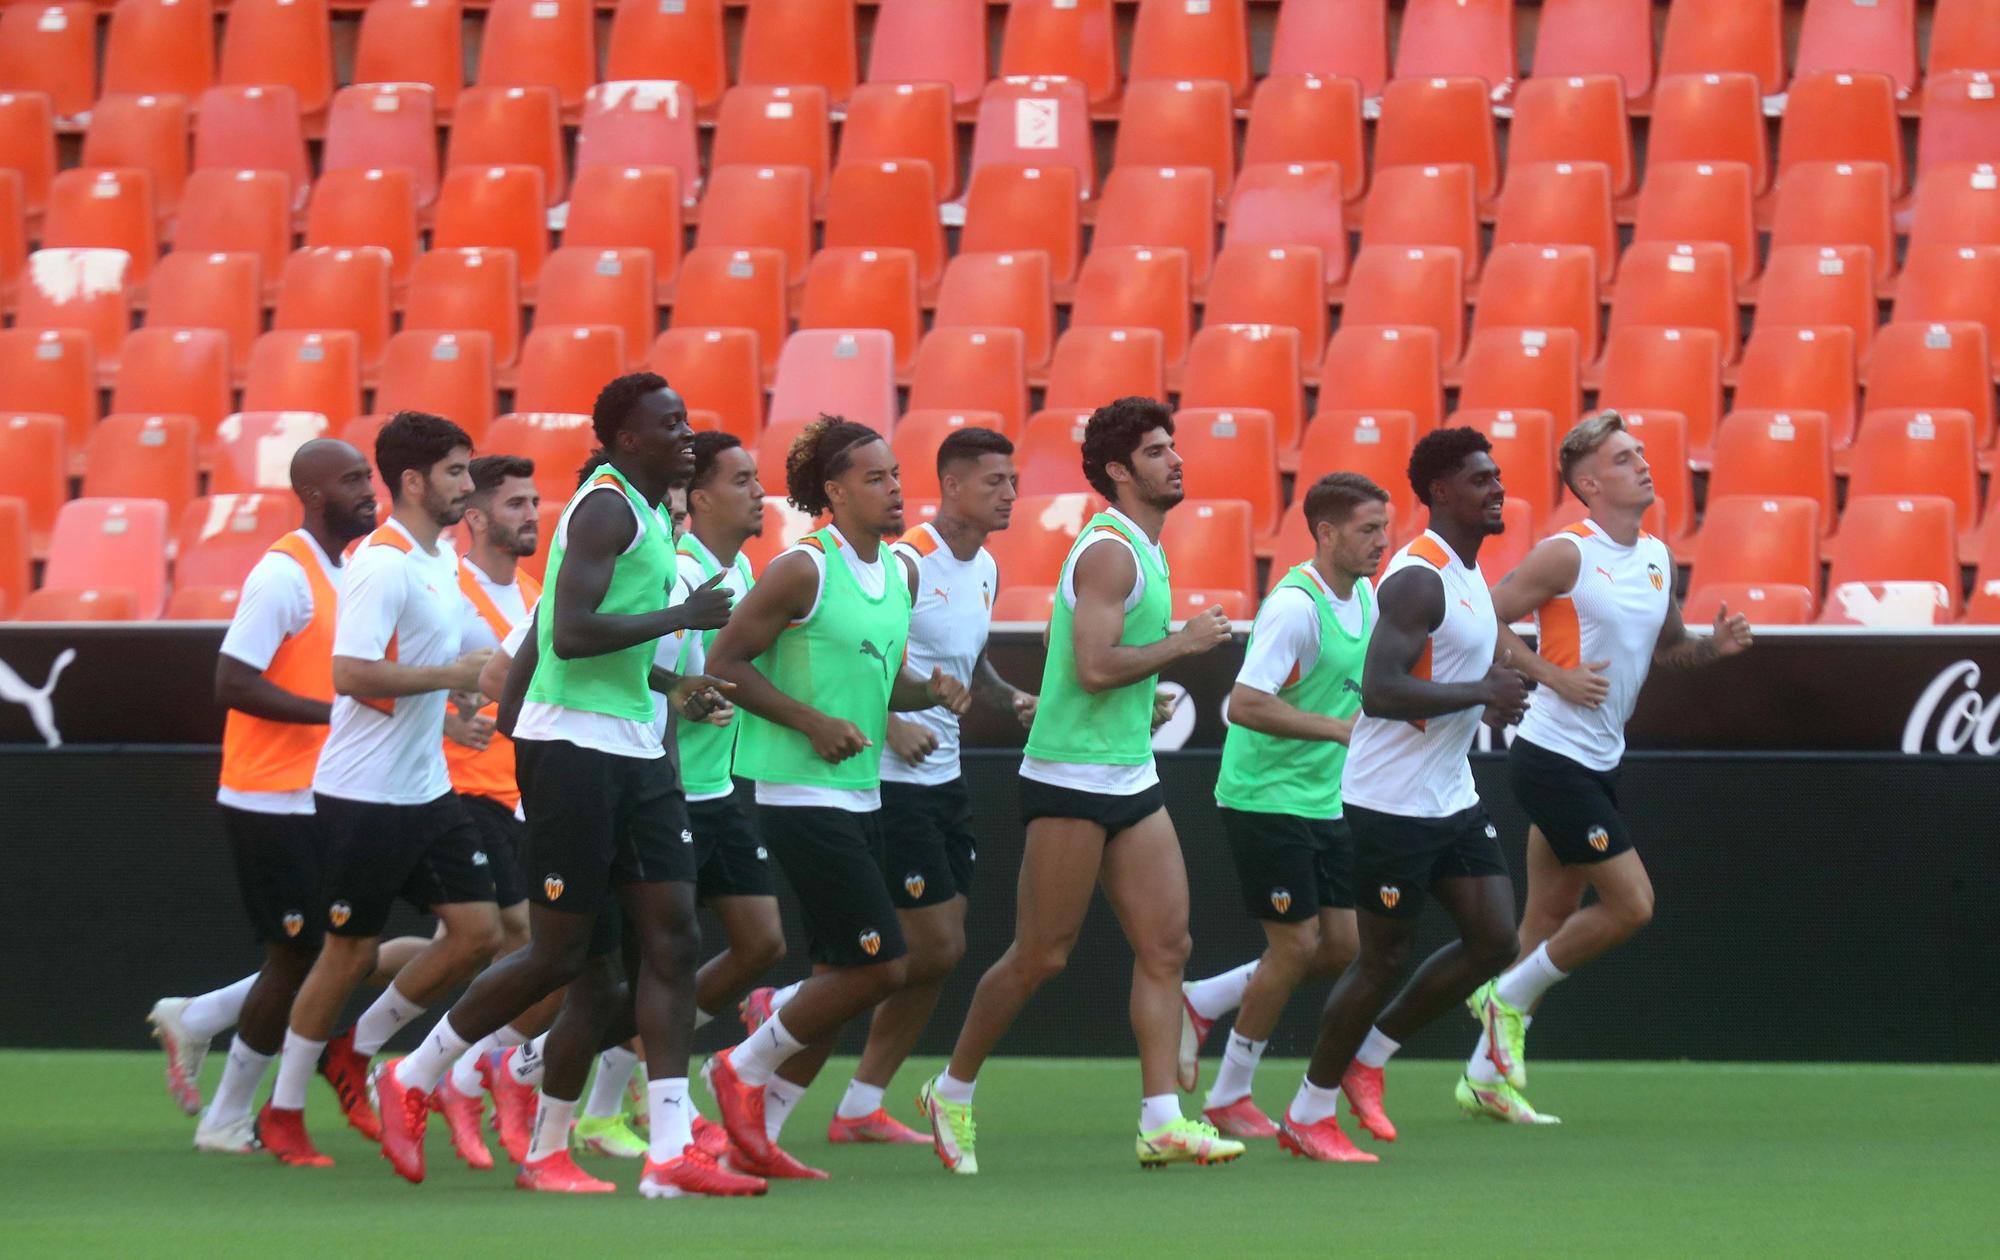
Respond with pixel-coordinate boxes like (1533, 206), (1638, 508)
(1289, 1078), (1342, 1125)
(769, 981), (803, 1012)
(1139, 1094), (1182, 1132)
(934, 1070), (976, 1105)
(351, 984), (426, 1056)
(271, 1030), (324, 1111)
(584, 1047), (641, 1120)
(1354, 1026), (1401, 1070)
(1466, 1029), (1503, 1085)
(730, 1013), (805, 1087)
(1183, 961), (1258, 1022)
(1205, 1032), (1267, 1109)
(497, 1024), (530, 1048)
(182, 973), (259, 1041)
(764, 1077), (805, 1141)
(450, 1032), (502, 1097)
(393, 1015), (470, 1094)
(1495, 942), (1569, 1010)
(693, 1007), (715, 1030)
(836, 1079), (885, 1121)
(510, 1033), (548, 1086)
(526, 1093), (576, 1163)
(205, 1036), (273, 1127)
(646, 1078), (695, 1163)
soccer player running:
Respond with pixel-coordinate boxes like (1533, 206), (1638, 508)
(920, 397), (1243, 1174)
(377, 374), (757, 1199)
(147, 440), (377, 1151)
(1455, 412), (1752, 1123)
(702, 417), (970, 1179)
(1277, 427), (1531, 1164)
(259, 414), (502, 1168)
(1185, 473), (1392, 1139)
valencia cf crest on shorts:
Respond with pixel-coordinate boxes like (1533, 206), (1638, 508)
(328, 900), (352, 928)
(1269, 887), (1292, 915)
(543, 874), (565, 902)
(282, 912), (304, 938)
(904, 872), (926, 900)
(1587, 825), (1610, 852)
(1378, 885), (1401, 910)
(859, 929), (882, 957)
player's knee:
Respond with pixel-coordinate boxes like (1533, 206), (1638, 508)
(641, 921), (701, 982)
(1467, 929), (1519, 978)
(450, 917), (505, 969)
(868, 956), (912, 998)
(742, 929), (787, 975)
(1612, 887), (1655, 937)
(1355, 937), (1411, 984)
(1268, 925), (1320, 972)
(1017, 938), (1075, 986)
(1137, 928), (1192, 977)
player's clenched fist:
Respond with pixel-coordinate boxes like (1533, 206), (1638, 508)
(1174, 605), (1233, 655)
(808, 714), (872, 763)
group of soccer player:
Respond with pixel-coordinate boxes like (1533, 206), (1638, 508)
(146, 373), (1751, 1196)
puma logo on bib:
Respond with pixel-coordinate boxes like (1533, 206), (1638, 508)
(858, 639), (894, 680)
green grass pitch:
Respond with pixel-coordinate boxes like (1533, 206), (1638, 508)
(4, 1053), (1994, 1258)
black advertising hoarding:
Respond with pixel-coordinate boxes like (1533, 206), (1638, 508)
(3, 624), (2000, 754)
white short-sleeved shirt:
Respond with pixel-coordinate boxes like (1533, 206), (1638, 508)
(880, 524), (997, 788)
(313, 517), (467, 805)
(1020, 506), (1162, 796)
(216, 530), (342, 815)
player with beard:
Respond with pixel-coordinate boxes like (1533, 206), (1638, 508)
(919, 397), (1242, 1174)
(1276, 427), (1532, 1164)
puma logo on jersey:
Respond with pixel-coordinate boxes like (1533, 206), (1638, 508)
(858, 639), (894, 680)
(932, 587), (950, 602)
(1458, 598), (1474, 612)
(1342, 678), (1363, 697)
(1595, 565), (1616, 583)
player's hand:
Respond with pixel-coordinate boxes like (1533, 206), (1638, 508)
(1011, 690), (1038, 728)
(447, 647), (495, 691)
(448, 688), (486, 718)
(671, 672), (736, 722)
(1151, 685), (1182, 732)
(701, 697), (736, 727)
(444, 708), (496, 750)
(1173, 605), (1232, 656)
(809, 715), (871, 763)
(1550, 659), (1612, 710)
(886, 714), (938, 766)
(677, 571), (735, 631)
(1713, 602), (1754, 656)
(926, 666), (972, 715)
(1482, 652), (1532, 726)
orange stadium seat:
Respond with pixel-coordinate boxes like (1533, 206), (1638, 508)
(739, 0), (857, 105)
(1863, 322), (1995, 453)
(42, 170), (156, 287)
(1295, 408), (1419, 529)
(1225, 163), (1349, 288)
(1130, 0), (1252, 100)
(322, 85), (440, 209)
(83, 412), (198, 523)
(537, 247), (657, 372)
(694, 165), (813, 287)
(431, 166), (549, 295)
(891, 411), (1007, 502)
(1682, 582), (1817, 627)
(0, 92), (54, 219)
(82, 95), (190, 220)
(1795, 0), (1917, 101)
(1316, 325), (1444, 434)
(1160, 499), (1256, 597)
(1846, 408), (1982, 561)
(273, 247), (393, 375)
(0, 411), (65, 554)
(303, 170), (417, 289)
(1044, 328), (1166, 413)
(1597, 326), (1725, 460)
(1358, 165), (1481, 282)
(968, 78), (1097, 204)
(735, 494), (817, 574)
(1632, 161), (1760, 288)
(989, 585), (1057, 622)
(1458, 328), (1581, 433)
(376, 331), (495, 444)
(144, 251), (263, 378)
(1374, 76), (1500, 204)
(1172, 408), (1281, 537)
(711, 85), (833, 202)
(908, 329), (1028, 440)
(111, 328), (232, 449)
(1454, 407), (1558, 524)
(211, 409), (331, 496)
(1615, 408), (1696, 547)
(798, 247), (922, 379)
(1093, 167), (1217, 291)
(1179, 325), (1305, 454)
(1648, 73), (1769, 195)
(574, 81), (701, 207)
(193, 85), (311, 210)
(668, 245), (785, 380)
(477, 0), (596, 117)
(103, 0), (215, 103)
(1607, 242), (1739, 368)
(405, 247), (521, 371)
(1756, 245), (1879, 364)
(219, 0), (333, 119)
(840, 82), (958, 202)
(1733, 326), (1859, 452)
(1821, 495), (1961, 624)
(1687, 496), (1822, 608)
(1929, 0), (2000, 81)
(1910, 162), (2000, 249)
(959, 164), (1081, 293)
(1113, 79), (1236, 203)
(513, 326), (626, 415)
(998, 1), (1119, 110)
(1767, 162), (1897, 289)
(1015, 413), (1093, 497)
(1341, 247), (1465, 368)
(0, 329), (95, 456)
(769, 329), (898, 431)
(0, 3), (95, 122)
(1394, 0), (1517, 97)
(1204, 246), (1328, 378)
(353, 0), (463, 118)
(486, 412), (597, 505)
(867, 0), (989, 116)
(0, 171), (22, 307)
(1707, 409), (1837, 533)
(1472, 244), (1601, 365)
(1070, 247), (1192, 369)
(1269, 0), (1388, 100)
(1531, 0), (1653, 103)
(241, 332), (360, 428)
(1777, 72), (1904, 197)
(650, 327), (765, 443)
(172, 171), (290, 291)
(15, 586), (145, 622)
(823, 161), (946, 296)
(1491, 161), (1620, 290)
(1242, 74), (1368, 211)
(1659, 0), (1785, 96)
(751, 417), (814, 481)
(0, 496), (26, 617)
(15, 248), (135, 370)
(165, 586), (244, 621)
(1893, 245), (2000, 372)
(934, 250), (1056, 378)
(447, 86), (566, 207)
(1917, 72), (2000, 177)
(605, 0), (726, 113)
(566, 167), (684, 298)
(986, 492), (1096, 589)
(1506, 74), (1634, 197)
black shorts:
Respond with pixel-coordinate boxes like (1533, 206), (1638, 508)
(1347, 801), (1510, 920)
(314, 792), (495, 938)
(690, 792), (776, 901)
(460, 793), (528, 908)
(881, 778), (978, 908)
(1018, 775), (1166, 839)
(1509, 737), (1633, 866)
(1220, 808), (1355, 921)
(223, 806), (326, 947)
(760, 804), (907, 968)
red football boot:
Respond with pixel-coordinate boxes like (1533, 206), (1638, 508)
(516, 1149), (616, 1193)
(432, 1074), (494, 1171)
(373, 1058), (430, 1184)
(1276, 1110), (1379, 1163)
(1201, 1095), (1280, 1139)
(702, 1050), (772, 1167)
(257, 1102), (334, 1168)
(690, 1113), (732, 1160)
(640, 1146), (769, 1198)
(480, 1048), (537, 1166)
(827, 1108), (928, 1144)
(1340, 1063), (1398, 1142)
(318, 1031), (381, 1141)
(734, 1141), (830, 1181)
(738, 987), (776, 1035)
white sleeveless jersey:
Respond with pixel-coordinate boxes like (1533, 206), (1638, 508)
(1343, 531), (1497, 819)
(880, 523), (998, 787)
(1514, 519), (1673, 772)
